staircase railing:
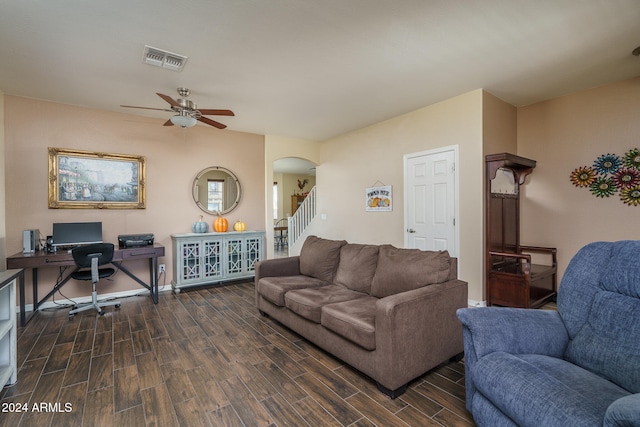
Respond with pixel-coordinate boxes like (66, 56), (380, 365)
(288, 186), (316, 249)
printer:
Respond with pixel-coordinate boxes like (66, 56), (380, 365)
(118, 233), (154, 248)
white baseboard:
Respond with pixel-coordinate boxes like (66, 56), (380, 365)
(467, 298), (487, 308)
(17, 284), (174, 313)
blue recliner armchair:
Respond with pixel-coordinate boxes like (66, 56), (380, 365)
(457, 241), (640, 426)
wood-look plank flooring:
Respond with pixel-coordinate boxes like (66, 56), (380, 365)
(1, 281), (475, 427)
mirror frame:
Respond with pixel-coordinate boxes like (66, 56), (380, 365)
(192, 166), (241, 215)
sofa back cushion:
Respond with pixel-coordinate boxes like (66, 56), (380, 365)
(564, 291), (640, 393)
(370, 245), (451, 298)
(334, 244), (379, 293)
(299, 235), (347, 283)
(563, 241), (640, 393)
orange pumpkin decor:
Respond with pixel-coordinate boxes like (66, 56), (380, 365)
(213, 213), (229, 232)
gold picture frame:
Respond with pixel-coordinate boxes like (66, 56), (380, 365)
(48, 147), (146, 209)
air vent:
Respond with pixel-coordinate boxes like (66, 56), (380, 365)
(143, 45), (187, 72)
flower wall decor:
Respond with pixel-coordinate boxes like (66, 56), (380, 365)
(570, 149), (640, 206)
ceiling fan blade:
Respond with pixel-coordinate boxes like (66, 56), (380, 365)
(163, 119), (174, 126)
(120, 105), (173, 112)
(198, 109), (235, 116)
(197, 116), (227, 129)
(156, 93), (179, 107)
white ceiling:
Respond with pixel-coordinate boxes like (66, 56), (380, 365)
(273, 158), (316, 176)
(1, 0), (640, 141)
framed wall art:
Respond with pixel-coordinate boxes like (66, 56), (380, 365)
(48, 147), (146, 209)
(366, 184), (392, 212)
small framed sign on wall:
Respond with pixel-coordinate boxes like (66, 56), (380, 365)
(365, 184), (392, 212)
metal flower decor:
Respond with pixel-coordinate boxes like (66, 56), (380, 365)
(623, 148), (640, 169)
(590, 177), (616, 198)
(612, 168), (640, 189)
(620, 186), (640, 206)
(570, 166), (596, 187)
(593, 153), (621, 175)
(570, 148), (640, 206)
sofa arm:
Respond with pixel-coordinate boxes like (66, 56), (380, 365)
(374, 279), (468, 390)
(255, 256), (301, 282)
(456, 307), (569, 361)
(605, 394), (640, 427)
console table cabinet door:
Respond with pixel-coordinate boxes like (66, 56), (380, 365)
(203, 239), (224, 280)
(0, 270), (21, 387)
(171, 231), (264, 292)
(224, 234), (263, 279)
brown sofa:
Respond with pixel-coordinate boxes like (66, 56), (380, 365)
(255, 235), (468, 398)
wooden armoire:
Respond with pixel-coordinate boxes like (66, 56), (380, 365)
(485, 153), (557, 308)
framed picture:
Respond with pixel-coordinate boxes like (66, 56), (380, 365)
(366, 185), (392, 211)
(48, 147), (146, 209)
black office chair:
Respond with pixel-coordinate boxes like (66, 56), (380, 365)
(69, 243), (120, 318)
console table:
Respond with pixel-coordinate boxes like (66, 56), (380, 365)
(171, 231), (264, 292)
(7, 244), (165, 326)
(0, 269), (21, 387)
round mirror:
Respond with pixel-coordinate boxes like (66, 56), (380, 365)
(192, 166), (241, 215)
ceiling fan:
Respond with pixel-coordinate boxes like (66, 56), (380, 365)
(121, 87), (234, 129)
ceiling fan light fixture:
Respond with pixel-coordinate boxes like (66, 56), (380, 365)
(170, 114), (197, 128)
(121, 88), (232, 129)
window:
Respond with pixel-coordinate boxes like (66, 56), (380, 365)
(273, 182), (278, 219)
(208, 179), (224, 212)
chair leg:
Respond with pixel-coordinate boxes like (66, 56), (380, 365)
(69, 281), (121, 318)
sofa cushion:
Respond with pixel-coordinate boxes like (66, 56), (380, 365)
(284, 285), (367, 323)
(334, 244), (379, 294)
(299, 236), (347, 283)
(564, 291), (640, 393)
(370, 245), (451, 298)
(321, 296), (377, 351)
(257, 275), (328, 307)
(472, 352), (630, 426)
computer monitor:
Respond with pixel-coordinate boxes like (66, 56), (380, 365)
(52, 222), (103, 249)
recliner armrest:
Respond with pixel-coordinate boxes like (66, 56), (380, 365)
(456, 307), (569, 361)
(605, 394), (640, 426)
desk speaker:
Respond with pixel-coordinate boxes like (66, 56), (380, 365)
(22, 229), (40, 254)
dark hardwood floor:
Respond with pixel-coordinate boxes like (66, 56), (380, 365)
(1, 281), (474, 427)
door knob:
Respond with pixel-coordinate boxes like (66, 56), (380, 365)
(407, 228), (416, 233)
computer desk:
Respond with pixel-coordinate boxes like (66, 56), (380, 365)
(6, 243), (165, 326)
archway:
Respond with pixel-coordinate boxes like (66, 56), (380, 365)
(271, 157), (317, 257)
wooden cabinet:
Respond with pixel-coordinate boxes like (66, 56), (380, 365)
(291, 195), (306, 214)
(486, 153), (557, 308)
(171, 231), (264, 292)
(0, 270), (22, 387)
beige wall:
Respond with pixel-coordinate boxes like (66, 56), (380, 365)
(480, 92), (518, 300)
(518, 77), (640, 281)
(4, 96), (265, 303)
(483, 91), (517, 156)
(308, 90), (486, 301)
(5, 78), (637, 307)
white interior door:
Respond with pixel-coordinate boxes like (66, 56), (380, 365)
(404, 146), (458, 256)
